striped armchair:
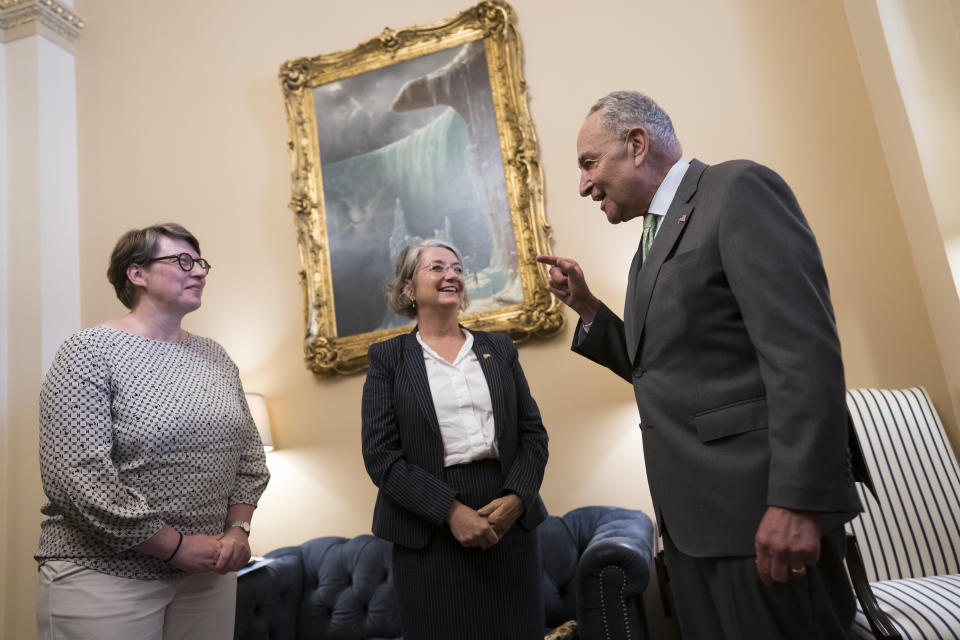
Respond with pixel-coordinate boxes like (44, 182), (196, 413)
(845, 388), (960, 640)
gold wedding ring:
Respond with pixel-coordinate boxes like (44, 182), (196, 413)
(790, 566), (807, 576)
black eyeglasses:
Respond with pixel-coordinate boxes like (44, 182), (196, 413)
(145, 253), (212, 273)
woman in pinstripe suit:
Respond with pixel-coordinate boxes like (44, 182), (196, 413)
(361, 239), (549, 639)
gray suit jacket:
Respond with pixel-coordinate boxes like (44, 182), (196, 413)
(574, 159), (868, 557)
(361, 329), (549, 549)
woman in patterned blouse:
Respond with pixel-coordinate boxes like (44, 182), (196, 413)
(35, 223), (270, 640)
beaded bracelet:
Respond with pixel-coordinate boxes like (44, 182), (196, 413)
(165, 531), (184, 563)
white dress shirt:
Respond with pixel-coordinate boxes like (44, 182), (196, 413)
(416, 330), (499, 467)
(581, 157), (690, 334)
(647, 157), (690, 230)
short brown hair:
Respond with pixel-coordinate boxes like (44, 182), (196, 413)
(385, 240), (470, 318)
(106, 223), (201, 309)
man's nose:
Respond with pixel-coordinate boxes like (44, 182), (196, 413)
(579, 171), (592, 197)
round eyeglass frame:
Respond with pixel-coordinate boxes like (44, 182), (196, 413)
(145, 253), (212, 273)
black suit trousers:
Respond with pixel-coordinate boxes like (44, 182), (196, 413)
(662, 525), (855, 640)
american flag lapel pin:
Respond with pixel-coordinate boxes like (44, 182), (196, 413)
(678, 214), (688, 224)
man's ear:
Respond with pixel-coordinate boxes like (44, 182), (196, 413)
(627, 126), (649, 166)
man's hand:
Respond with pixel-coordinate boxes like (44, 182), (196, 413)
(447, 500), (499, 550)
(477, 494), (524, 538)
(536, 255), (601, 324)
(754, 506), (820, 586)
(214, 527), (252, 574)
(168, 534), (223, 574)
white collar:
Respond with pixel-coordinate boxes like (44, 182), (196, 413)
(416, 329), (474, 367)
(647, 158), (690, 217)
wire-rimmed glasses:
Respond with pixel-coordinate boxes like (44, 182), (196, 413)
(420, 263), (464, 277)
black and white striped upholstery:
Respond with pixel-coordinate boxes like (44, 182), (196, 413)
(846, 387), (960, 639)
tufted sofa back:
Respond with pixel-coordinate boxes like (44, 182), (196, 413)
(235, 506), (654, 640)
(298, 536), (399, 638)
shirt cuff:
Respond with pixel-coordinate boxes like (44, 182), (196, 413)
(575, 322), (591, 345)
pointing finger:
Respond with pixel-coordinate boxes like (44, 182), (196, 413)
(538, 255), (579, 272)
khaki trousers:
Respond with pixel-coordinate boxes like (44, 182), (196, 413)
(36, 560), (237, 640)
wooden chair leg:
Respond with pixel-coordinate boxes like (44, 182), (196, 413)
(845, 533), (901, 640)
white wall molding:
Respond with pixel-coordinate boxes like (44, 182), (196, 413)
(0, 0), (83, 52)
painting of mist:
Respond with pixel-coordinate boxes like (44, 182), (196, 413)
(314, 42), (521, 338)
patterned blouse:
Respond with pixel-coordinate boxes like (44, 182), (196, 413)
(36, 326), (271, 579)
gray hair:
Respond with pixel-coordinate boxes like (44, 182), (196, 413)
(588, 91), (681, 159)
(385, 239), (470, 318)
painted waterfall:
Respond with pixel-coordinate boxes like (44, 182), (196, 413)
(314, 42), (520, 338)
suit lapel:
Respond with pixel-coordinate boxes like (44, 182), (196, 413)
(402, 330), (442, 438)
(471, 332), (506, 440)
(625, 159), (708, 362)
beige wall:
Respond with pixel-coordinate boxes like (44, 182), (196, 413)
(844, 0), (960, 434)
(874, 0), (960, 240)
(4, 0), (958, 636)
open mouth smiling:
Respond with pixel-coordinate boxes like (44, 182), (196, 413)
(592, 190), (608, 210)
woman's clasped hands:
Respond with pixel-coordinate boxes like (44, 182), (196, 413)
(447, 494), (525, 551)
(166, 529), (251, 574)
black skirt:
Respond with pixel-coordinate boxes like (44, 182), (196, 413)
(392, 459), (544, 640)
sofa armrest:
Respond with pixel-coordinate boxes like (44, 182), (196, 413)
(574, 508), (654, 640)
(235, 549), (303, 640)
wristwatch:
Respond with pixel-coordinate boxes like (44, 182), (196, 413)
(227, 520), (251, 534)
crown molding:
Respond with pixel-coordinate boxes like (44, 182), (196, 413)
(0, 0), (84, 50)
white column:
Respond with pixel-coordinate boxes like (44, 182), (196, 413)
(0, 1), (83, 637)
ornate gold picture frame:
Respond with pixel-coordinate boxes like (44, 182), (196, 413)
(280, 0), (563, 375)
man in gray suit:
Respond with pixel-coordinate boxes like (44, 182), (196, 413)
(538, 91), (867, 639)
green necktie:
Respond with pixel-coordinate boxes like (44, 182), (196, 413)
(641, 213), (657, 263)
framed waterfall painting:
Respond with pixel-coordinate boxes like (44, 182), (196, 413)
(280, 0), (563, 375)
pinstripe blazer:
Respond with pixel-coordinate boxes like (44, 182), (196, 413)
(361, 328), (549, 550)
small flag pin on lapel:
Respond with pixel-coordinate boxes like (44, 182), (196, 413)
(678, 214), (688, 224)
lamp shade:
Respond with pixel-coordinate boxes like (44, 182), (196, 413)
(245, 392), (274, 451)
